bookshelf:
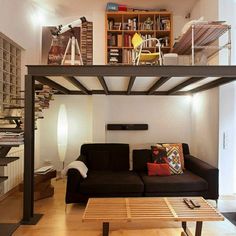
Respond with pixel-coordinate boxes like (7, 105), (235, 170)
(105, 11), (173, 64)
(0, 32), (22, 113)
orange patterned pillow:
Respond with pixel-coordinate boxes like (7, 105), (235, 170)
(162, 143), (185, 170)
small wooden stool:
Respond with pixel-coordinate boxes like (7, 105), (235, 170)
(19, 169), (56, 201)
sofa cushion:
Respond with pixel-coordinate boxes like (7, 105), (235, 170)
(133, 149), (152, 172)
(140, 170), (208, 193)
(80, 171), (144, 194)
(87, 150), (110, 170)
(147, 163), (171, 176)
(81, 144), (129, 171)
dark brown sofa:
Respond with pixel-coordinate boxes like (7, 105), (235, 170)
(65, 143), (218, 204)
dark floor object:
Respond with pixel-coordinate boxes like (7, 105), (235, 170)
(0, 223), (20, 236)
(222, 212), (236, 226)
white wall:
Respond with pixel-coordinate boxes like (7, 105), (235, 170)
(219, 82), (236, 195)
(39, 95), (192, 170)
(92, 96), (108, 142)
(105, 96), (192, 144)
(219, 0), (236, 65)
(191, 88), (219, 167)
(38, 95), (93, 169)
(191, 0), (218, 21)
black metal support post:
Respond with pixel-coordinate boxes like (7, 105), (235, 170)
(21, 75), (43, 225)
(103, 222), (109, 236)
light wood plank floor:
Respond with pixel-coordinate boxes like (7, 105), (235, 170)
(0, 179), (236, 235)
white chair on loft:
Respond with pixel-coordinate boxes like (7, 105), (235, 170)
(131, 33), (163, 65)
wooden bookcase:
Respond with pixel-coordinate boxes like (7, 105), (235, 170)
(105, 11), (173, 65)
(0, 32), (22, 113)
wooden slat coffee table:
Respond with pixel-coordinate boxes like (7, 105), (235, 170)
(82, 197), (224, 236)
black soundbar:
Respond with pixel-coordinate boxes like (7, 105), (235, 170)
(107, 124), (148, 130)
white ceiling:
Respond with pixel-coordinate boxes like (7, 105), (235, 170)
(180, 77), (220, 91)
(47, 76), (221, 94)
(133, 77), (158, 91)
(32, 0), (198, 18)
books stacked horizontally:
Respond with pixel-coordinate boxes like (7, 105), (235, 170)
(0, 132), (24, 145)
(108, 48), (122, 64)
(34, 165), (55, 175)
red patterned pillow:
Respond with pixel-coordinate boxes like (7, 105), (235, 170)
(147, 162), (171, 176)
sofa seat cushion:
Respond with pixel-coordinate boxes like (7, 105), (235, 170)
(80, 171), (144, 194)
(140, 170), (208, 193)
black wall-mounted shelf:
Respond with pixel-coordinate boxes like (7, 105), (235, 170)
(107, 124), (148, 130)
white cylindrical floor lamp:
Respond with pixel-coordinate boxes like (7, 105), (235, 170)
(57, 104), (68, 172)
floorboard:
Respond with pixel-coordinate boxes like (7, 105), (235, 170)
(0, 179), (235, 235)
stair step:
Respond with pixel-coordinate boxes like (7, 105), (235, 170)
(0, 157), (19, 166)
(0, 176), (8, 183)
(0, 116), (22, 120)
(3, 106), (24, 109)
(0, 128), (23, 133)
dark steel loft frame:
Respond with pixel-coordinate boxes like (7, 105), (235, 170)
(23, 65), (236, 224)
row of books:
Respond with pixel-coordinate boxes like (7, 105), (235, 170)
(108, 33), (170, 48)
(107, 49), (135, 64)
(107, 19), (122, 30)
(107, 18), (170, 31)
(123, 49), (135, 64)
(81, 21), (93, 65)
(107, 33), (122, 47)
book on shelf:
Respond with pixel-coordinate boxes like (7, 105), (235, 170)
(107, 18), (114, 30)
(123, 49), (135, 64)
(113, 22), (122, 30)
(140, 34), (155, 47)
(156, 16), (171, 30)
(117, 34), (122, 47)
(107, 33), (116, 46)
(124, 34), (133, 47)
(108, 48), (122, 64)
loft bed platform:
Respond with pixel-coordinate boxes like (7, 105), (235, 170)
(172, 22), (231, 65)
(26, 65), (236, 96)
(23, 64), (236, 224)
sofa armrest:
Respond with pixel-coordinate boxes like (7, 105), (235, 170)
(185, 154), (219, 200)
(65, 168), (84, 204)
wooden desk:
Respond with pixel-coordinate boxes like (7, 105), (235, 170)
(82, 197), (224, 236)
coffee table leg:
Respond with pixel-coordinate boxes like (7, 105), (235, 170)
(195, 221), (202, 236)
(181, 222), (191, 236)
(103, 222), (109, 236)
(182, 222), (187, 231)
